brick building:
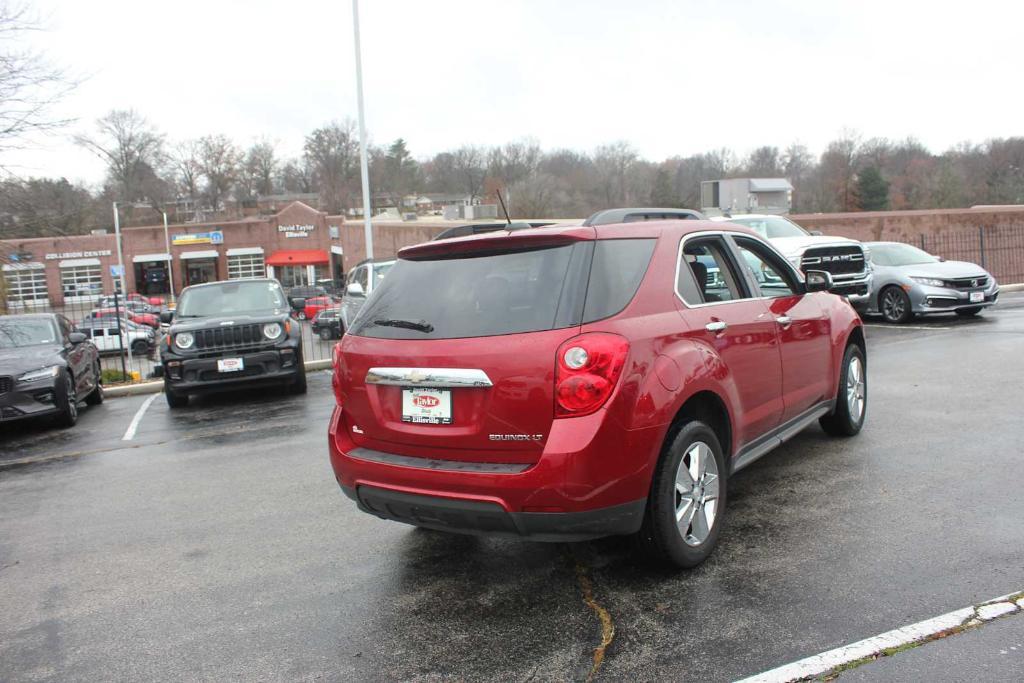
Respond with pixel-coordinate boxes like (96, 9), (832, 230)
(1, 202), (348, 309)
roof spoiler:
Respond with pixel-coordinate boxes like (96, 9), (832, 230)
(582, 207), (705, 226)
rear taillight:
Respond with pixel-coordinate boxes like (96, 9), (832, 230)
(331, 342), (344, 406)
(555, 333), (629, 417)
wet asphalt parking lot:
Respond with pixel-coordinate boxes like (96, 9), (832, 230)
(1, 294), (1023, 682)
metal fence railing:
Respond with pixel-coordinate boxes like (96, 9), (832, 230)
(5, 287), (341, 385)
(910, 226), (1024, 285)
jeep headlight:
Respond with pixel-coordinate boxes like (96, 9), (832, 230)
(18, 365), (61, 382)
(174, 332), (194, 349)
(262, 322), (283, 340)
(911, 276), (945, 287)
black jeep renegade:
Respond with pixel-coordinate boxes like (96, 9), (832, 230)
(160, 279), (306, 408)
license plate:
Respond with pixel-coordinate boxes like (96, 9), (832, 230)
(969, 291), (984, 303)
(402, 388), (452, 424)
(217, 358), (244, 373)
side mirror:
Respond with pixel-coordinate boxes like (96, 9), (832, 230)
(68, 332), (87, 345)
(804, 269), (834, 293)
(159, 311), (174, 324)
(346, 282), (365, 297)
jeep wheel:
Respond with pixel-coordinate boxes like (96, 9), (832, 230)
(131, 339), (149, 355)
(820, 343), (866, 437)
(165, 386), (189, 408)
(54, 371), (79, 428)
(637, 420), (726, 569)
(880, 286), (912, 324)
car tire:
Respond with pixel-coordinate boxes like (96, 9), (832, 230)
(956, 307), (983, 318)
(290, 368), (308, 395)
(165, 386), (189, 408)
(54, 371), (79, 428)
(131, 339), (149, 355)
(820, 343), (867, 437)
(85, 364), (104, 406)
(880, 285), (913, 324)
(319, 328), (331, 341)
(637, 420), (727, 569)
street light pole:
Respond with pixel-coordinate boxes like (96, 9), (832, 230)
(111, 202), (134, 371)
(352, 0), (374, 291)
(162, 211), (176, 305)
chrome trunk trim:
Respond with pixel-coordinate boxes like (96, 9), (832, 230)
(364, 367), (493, 388)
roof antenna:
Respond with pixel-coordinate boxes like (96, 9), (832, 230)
(496, 188), (512, 225)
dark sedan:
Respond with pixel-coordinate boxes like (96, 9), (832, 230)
(311, 307), (343, 340)
(0, 313), (103, 427)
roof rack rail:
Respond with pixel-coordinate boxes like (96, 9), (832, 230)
(582, 207), (705, 226)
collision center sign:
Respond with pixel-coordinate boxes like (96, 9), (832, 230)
(45, 249), (112, 260)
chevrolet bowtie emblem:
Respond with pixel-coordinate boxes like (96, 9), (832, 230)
(405, 370), (428, 383)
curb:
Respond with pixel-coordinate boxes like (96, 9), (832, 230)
(1001, 282), (1024, 292)
(104, 360), (332, 398)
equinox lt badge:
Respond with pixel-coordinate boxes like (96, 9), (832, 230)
(489, 434), (544, 441)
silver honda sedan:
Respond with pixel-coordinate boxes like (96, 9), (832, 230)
(864, 242), (999, 323)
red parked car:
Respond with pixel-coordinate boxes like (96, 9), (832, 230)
(303, 296), (336, 322)
(328, 213), (866, 568)
(89, 308), (160, 329)
(128, 293), (165, 306)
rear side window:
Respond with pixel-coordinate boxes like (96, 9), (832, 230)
(349, 244), (590, 340)
(582, 239), (656, 323)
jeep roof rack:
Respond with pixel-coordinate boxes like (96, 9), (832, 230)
(582, 207), (705, 226)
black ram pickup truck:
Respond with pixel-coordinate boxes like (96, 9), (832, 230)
(160, 279), (306, 408)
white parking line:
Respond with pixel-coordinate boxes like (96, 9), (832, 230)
(864, 324), (952, 331)
(735, 590), (1024, 682)
(122, 393), (159, 441)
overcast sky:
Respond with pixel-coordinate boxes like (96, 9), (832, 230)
(8, 0), (1024, 186)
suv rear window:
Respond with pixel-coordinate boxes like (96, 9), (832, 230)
(349, 238), (656, 340)
(349, 244), (588, 340)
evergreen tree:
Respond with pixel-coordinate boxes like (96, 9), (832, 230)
(855, 166), (890, 211)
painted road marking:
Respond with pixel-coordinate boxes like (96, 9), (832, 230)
(736, 590), (1024, 682)
(864, 324), (952, 331)
(122, 393), (159, 441)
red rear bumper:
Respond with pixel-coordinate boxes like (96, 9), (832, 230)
(327, 405), (663, 540)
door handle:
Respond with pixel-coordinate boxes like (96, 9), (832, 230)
(776, 316), (793, 328)
(705, 321), (728, 334)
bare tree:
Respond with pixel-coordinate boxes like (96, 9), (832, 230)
(279, 158), (315, 194)
(245, 139), (277, 197)
(782, 143), (814, 211)
(75, 109), (164, 203)
(197, 134), (240, 214)
(593, 141), (638, 208)
(304, 120), (359, 213)
(171, 140), (202, 202)
(451, 145), (486, 202)
(745, 146), (782, 176)
(0, 2), (76, 162)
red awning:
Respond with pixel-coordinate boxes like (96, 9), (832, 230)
(266, 249), (330, 267)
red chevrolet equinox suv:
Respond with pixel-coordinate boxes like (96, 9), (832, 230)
(328, 217), (866, 568)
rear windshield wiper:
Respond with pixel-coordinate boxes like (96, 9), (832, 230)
(371, 318), (434, 333)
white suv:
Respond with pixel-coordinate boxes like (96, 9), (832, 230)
(711, 214), (871, 306)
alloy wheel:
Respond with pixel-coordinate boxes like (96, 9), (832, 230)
(847, 356), (865, 423)
(674, 441), (720, 547)
(66, 375), (78, 420)
(882, 288), (906, 322)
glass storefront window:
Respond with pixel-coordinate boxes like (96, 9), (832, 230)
(61, 264), (103, 302)
(3, 265), (49, 307)
(227, 253), (266, 279)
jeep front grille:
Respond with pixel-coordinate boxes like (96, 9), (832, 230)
(0, 376), (11, 394)
(193, 324), (266, 350)
(801, 246), (866, 277)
